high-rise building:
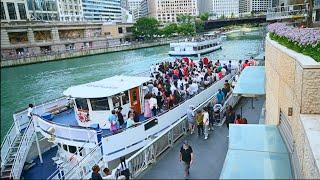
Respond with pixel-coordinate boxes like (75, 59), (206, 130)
(128, 0), (148, 21)
(121, 0), (129, 10)
(82, 0), (122, 22)
(212, 0), (239, 18)
(56, 0), (84, 21)
(27, 0), (59, 21)
(239, 0), (251, 13)
(148, 0), (198, 24)
(197, 0), (213, 14)
(250, 0), (272, 12)
(1, 0), (29, 22)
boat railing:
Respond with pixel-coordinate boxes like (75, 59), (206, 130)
(13, 97), (69, 132)
(47, 132), (100, 180)
(110, 76), (240, 179)
(50, 141), (103, 179)
(52, 72), (240, 179)
(10, 120), (36, 179)
(1, 123), (18, 167)
(34, 115), (98, 144)
(104, 69), (237, 138)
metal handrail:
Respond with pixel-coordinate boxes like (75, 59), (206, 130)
(101, 69), (235, 138)
(52, 141), (103, 179)
(0, 123), (18, 167)
(51, 72), (236, 179)
(47, 141), (102, 179)
(10, 120), (35, 179)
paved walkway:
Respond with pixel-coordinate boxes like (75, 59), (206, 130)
(140, 97), (265, 179)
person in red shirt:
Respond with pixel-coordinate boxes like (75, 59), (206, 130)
(242, 60), (250, 70)
(203, 57), (209, 66)
(235, 115), (248, 124)
(173, 68), (179, 77)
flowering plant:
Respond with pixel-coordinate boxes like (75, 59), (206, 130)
(267, 23), (320, 62)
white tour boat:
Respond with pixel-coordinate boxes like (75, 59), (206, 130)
(1, 64), (235, 179)
(168, 37), (222, 56)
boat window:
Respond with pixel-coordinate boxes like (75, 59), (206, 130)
(132, 89), (138, 101)
(193, 47), (197, 51)
(69, 145), (77, 154)
(75, 98), (89, 111)
(112, 94), (121, 108)
(90, 97), (110, 111)
(170, 47), (174, 51)
(121, 91), (129, 105)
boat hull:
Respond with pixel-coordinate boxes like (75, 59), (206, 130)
(168, 45), (222, 56)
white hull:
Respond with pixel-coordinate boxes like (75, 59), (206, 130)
(32, 73), (232, 161)
(168, 45), (222, 56)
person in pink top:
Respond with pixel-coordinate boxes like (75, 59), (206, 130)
(144, 95), (152, 119)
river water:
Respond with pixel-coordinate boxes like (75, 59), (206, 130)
(1, 29), (264, 141)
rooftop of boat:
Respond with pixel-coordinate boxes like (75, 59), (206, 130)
(63, 75), (151, 98)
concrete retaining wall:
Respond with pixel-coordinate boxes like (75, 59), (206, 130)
(265, 34), (320, 179)
(1, 41), (170, 68)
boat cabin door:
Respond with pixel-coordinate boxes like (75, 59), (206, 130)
(129, 87), (141, 114)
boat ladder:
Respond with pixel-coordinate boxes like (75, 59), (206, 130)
(0, 120), (36, 179)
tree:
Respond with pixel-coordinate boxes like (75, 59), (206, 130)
(231, 12), (235, 19)
(177, 14), (194, 24)
(219, 14), (225, 19)
(195, 20), (205, 33)
(178, 23), (195, 36)
(199, 12), (210, 21)
(161, 23), (178, 37)
(133, 17), (159, 39)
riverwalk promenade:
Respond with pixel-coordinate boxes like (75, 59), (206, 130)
(0, 38), (178, 68)
(140, 97), (265, 179)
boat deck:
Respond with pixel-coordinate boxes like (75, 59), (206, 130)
(21, 146), (58, 180)
(140, 97), (265, 179)
(52, 109), (78, 126)
(48, 109), (146, 137)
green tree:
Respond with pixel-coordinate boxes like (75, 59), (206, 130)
(178, 23), (195, 36)
(161, 23), (178, 37)
(231, 12), (235, 18)
(177, 14), (194, 24)
(219, 14), (225, 19)
(133, 17), (159, 39)
(199, 12), (210, 21)
(195, 20), (205, 33)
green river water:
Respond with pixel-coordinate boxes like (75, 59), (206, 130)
(1, 29), (264, 141)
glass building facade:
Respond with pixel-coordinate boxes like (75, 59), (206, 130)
(82, 0), (122, 22)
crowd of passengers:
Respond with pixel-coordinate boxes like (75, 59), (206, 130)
(108, 57), (240, 134)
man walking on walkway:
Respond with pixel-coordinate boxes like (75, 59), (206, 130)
(180, 140), (194, 178)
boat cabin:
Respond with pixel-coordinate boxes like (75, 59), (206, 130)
(63, 75), (151, 129)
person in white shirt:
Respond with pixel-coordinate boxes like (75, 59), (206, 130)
(152, 86), (159, 96)
(170, 84), (177, 95)
(202, 107), (210, 140)
(190, 81), (198, 95)
(27, 104), (34, 120)
(149, 95), (158, 117)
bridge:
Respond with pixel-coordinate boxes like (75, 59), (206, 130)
(204, 16), (266, 30)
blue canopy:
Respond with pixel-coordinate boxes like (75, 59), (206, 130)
(220, 124), (293, 179)
(233, 66), (265, 97)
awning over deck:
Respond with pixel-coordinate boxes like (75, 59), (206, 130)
(233, 66), (265, 97)
(220, 124), (293, 179)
